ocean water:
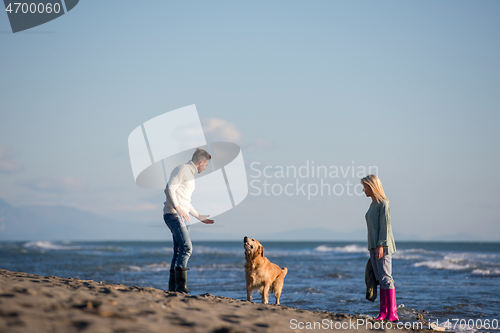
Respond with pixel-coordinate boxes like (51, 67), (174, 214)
(1, 240), (499, 332)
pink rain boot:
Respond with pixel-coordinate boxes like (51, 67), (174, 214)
(375, 288), (388, 320)
(386, 288), (399, 322)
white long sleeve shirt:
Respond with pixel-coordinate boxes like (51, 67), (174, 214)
(163, 160), (200, 218)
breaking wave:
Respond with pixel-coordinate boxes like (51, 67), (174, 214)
(314, 244), (367, 253)
(22, 241), (123, 252)
(23, 241), (82, 251)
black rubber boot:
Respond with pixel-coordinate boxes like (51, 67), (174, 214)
(168, 269), (176, 292)
(174, 267), (190, 293)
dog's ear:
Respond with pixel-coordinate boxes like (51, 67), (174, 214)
(258, 244), (264, 257)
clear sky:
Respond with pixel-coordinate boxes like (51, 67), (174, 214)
(1, 1), (499, 241)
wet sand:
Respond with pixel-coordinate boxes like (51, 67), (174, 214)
(0, 269), (438, 333)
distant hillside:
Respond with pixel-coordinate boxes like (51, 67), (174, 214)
(0, 198), (153, 241)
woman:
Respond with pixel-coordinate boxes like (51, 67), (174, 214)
(361, 175), (399, 322)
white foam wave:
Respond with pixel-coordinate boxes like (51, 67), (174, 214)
(22, 241), (123, 252)
(140, 247), (173, 255)
(125, 262), (171, 272)
(191, 263), (241, 272)
(392, 254), (425, 260)
(444, 253), (500, 267)
(192, 245), (291, 257)
(403, 248), (436, 254)
(314, 244), (367, 253)
(140, 244), (336, 258)
(91, 246), (124, 252)
(125, 262), (241, 273)
(471, 268), (500, 276)
(193, 245), (241, 255)
(392, 248), (437, 260)
(412, 251), (500, 277)
(23, 241), (82, 251)
(414, 260), (471, 270)
(128, 265), (143, 272)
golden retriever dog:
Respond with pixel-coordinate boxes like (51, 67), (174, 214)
(244, 236), (288, 305)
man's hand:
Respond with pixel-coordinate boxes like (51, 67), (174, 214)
(175, 206), (190, 223)
(376, 245), (384, 259)
(197, 215), (214, 224)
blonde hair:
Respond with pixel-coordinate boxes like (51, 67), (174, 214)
(360, 174), (389, 203)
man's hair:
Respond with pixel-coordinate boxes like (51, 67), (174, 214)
(192, 148), (212, 163)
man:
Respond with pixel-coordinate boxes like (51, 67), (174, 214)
(163, 148), (214, 293)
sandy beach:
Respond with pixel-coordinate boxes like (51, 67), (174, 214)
(0, 269), (440, 333)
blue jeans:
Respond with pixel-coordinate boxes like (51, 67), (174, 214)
(163, 213), (192, 269)
(370, 247), (395, 289)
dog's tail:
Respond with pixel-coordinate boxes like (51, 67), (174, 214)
(281, 267), (288, 277)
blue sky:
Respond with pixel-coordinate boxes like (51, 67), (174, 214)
(1, 1), (499, 241)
